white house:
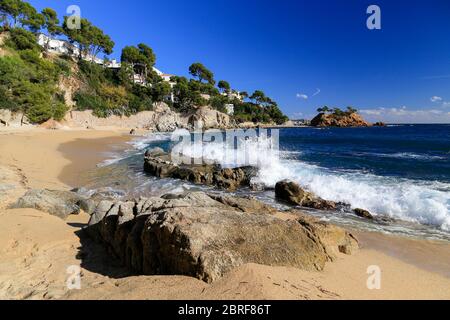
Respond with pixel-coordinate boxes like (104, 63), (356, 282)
(105, 59), (121, 69)
(38, 33), (79, 56)
(37, 34), (175, 101)
(221, 90), (243, 102)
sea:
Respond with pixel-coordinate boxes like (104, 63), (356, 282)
(79, 124), (450, 242)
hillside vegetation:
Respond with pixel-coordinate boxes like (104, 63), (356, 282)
(0, 0), (288, 125)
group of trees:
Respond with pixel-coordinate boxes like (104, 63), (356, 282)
(0, 0), (288, 124)
(62, 16), (114, 61)
(169, 62), (288, 124)
(317, 106), (358, 117)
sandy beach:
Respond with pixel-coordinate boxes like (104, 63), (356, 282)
(0, 128), (449, 300)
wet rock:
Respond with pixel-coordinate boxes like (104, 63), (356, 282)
(144, 152), (256, 191)
(275, 180), (337, 210)
(12, 189), (86, 219)
(353, 208), (374, 220)
(85, 192), (359, 283)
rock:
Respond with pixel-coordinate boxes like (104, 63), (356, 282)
(144, 151), (256, 191)
(373, 122), (386, 127)
(12, 189), (86, 219)
(129, 129), (136, 135)
(144, 147), (165, 158)
(0, 109), (31, 127)
(85, 192), (358, 282)
(208, 193), (278, 214)
(39, 119), (63, 130)
(310, 112), (371, 128)
(293, 210), (359, 257)
(353, 208), (374, 220)
(275, 180), (336, 210)
(187, 106), (231, 130)
(62, 102), (188, 132)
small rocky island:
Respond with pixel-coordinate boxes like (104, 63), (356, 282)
(310, 107), (373, 127)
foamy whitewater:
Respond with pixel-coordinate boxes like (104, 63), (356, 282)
(175, 133), (450, 231)
(90, 125), (450, 238)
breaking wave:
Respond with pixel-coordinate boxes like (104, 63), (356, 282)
(175, 135), (450, 231)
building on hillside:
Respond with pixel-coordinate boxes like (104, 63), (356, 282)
(224, 104), (235, 115)
(105, 59), (121, 69)
(37, 34), (175, 96)
(222, 90), (243, 102)
(38, 33), (79, 56)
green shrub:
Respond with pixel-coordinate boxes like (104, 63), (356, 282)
(6, 28), (40, 51)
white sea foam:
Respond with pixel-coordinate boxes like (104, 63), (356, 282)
(176, 135), (450, 231)
(129, 132), (172, 150)
(97, 133), (173, 167)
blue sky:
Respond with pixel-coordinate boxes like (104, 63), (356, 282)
(28, 0), (450, 123)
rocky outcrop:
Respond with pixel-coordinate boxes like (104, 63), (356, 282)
(12, 189), (86, 219)
(310, 112), (371, 128)
(61, 103), (232, 132)
(85, 192), (359, 282)
(62, 102), (188, 132)
(353, 208), (374, 220)
(275, 180), (337, 210)
(0, 109), (31, 128)
(144, 150), (256, 191)
(373, 122), (386, 127)
(275, 180), (378, 221)
(187, 106), (231, 130)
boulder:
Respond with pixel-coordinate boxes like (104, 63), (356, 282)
(144, 151), (256, 191)
(39, 119), (63, 130)
(353, 208), (374, 220)
(187, 106), (231, 130)
(0, 109), (31, 127)
(275, 180), (336, 210)
(12, 189), (86, 219)
(85, 192), (359, 282)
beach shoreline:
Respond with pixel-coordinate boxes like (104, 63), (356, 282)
(0, 127), (449, 300)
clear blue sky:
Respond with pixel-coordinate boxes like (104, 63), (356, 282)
(29, 0), (450, 123)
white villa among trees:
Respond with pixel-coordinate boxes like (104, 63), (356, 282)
(37, 34), (173, 86)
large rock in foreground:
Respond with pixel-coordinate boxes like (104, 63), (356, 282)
(85, 192), (359, 283)
(144, 150), (256, 191)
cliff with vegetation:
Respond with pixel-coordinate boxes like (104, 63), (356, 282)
(0, 0), (288, 129)
(310, 107), (371, 127)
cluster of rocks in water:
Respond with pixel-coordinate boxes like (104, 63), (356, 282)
(144, 148), (375, 219)
(144, 148), (257, 191)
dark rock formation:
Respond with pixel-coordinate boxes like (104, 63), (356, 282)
(144, 151), (257, 191)
(310, 113), (371, 127)
(354, 208), (374, 220)
(275, 180), (337, 210)
(84, 192), (359, 282)
(12, 189), (86, 219)
(373, 122), (386, 127)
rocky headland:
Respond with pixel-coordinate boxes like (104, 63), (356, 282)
(310, 112), (371, 128)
